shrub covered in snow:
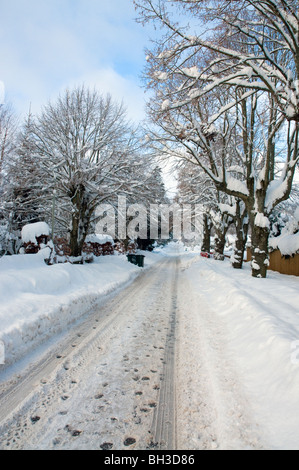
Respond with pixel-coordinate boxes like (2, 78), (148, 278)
(83, 234), (115, 259)
(114, 239), (137, 255)
(269, 208), (299, 257)
(84, 234), (114, 246)
(21, 222), (50, 245)
(21, 222), (54, 264)
(0, 223), (22, 256)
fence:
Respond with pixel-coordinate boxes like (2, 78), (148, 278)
(247, 248), (299, 277)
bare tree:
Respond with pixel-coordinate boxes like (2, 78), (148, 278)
(0, 103), (17, 175)
(135, 0), (299, 122)
(3, 111), (46, 232)
(32, 85), (147, 258)
(0, 103), (19, 255)
(135, 0), (299, 277)
(177, 161), (248, 265)
(147, 86), (297, 276)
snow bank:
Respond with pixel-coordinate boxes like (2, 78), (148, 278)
(0, 251), (162, 368)
(184, 256), (299, 449)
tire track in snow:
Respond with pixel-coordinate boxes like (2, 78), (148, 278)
(0, 257), (180, 450)
(0, 259), (170, 426)
(151, 257), (179, 450)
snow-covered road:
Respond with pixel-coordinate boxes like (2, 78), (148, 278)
(0, 255), (264, 450)
(0, 257), (179, 450)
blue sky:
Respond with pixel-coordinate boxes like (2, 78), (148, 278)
(0, 0), (153, 122)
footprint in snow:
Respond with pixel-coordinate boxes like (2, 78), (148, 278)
(30, 416), (41, 424)
(65, 425), (82, 437)
(95, 394), (104, 400)
(100, 442), (113, 450)
(124, 437), (136, 447)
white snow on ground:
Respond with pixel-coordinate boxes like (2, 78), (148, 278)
(0, 257), (179, 450)
(1, 244), (299, 449)
(180, 255), (299, 450)
(0, 251), (161, 368)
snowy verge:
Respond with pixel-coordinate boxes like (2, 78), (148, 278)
(0, 251), (162, 369)
(182, 256), (299, 450)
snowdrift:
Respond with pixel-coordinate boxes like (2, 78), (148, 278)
(184, 256), (299, 449)
(0, 252), (161, 368)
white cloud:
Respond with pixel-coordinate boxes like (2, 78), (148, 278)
(0, 0), (151, 122)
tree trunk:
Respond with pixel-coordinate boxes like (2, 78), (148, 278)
(250, 224), (270, 278)
(232, 234), (247, 269)
(213, 212), (232, 261)
(232, 202), (249, 270)
(214, 229), (226, 261)
(70, 211), (93, 258)
(69, 213), (82, 258)
(201, 213), (211, 253)
(69, 185), (93, 259)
